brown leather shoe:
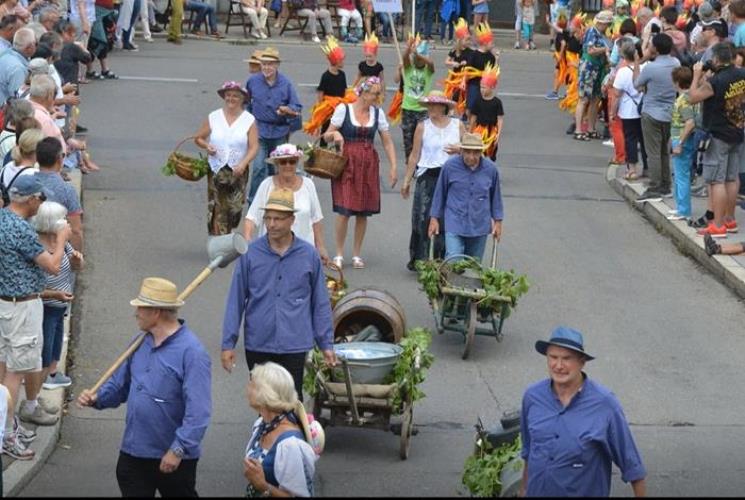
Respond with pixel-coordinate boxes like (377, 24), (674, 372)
(211, 30), (225, 38)
(167, 37), (183, 45)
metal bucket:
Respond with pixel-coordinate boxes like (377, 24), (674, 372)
(331, 342), (404, 384)
(332, 288), (407, 344)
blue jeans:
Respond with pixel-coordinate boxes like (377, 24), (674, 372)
(439, 12), (455, 41)
(377, 13), (399, 37)
(42, 305), (66, 368)
(415, 0), (435, 38)
(122, 0), (142, 46)
(247, 136), (286, 206)
(186, 0), (217, 32)
(445, 232), (488, 260)
(672, 136), (695, 217)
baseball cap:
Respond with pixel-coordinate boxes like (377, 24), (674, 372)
(9, 175), (48, 198)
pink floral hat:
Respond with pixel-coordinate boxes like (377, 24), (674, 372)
(217, 81), (248, 100)
(266, 143), (304, 165)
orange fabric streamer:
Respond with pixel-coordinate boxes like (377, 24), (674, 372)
(471, 123), (498, 158)
(558, 52), (580, 114)
(553, 50), (568, 93)
(387, 90), (403, 125)
(303, 88), (357, 135)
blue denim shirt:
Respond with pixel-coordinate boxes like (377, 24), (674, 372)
(244, 73), (302, 140)
(429, 155), (503, 237)
(520, 377), (647, 497)
(0, 48), (28, 104)
(222, 234), (334, 354)
(0, 209), (46, 297)
(94, 321), (212, 460)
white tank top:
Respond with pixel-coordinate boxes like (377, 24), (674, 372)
(416, 117), (461, 176)
(207, 109), (255, 173)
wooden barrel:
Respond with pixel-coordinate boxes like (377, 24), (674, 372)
(332, 288), (406, 344)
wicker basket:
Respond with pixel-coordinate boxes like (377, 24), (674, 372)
(304, 145), (347, 180)
(169, 136), (207, 182)
(325, 262), (346, 308)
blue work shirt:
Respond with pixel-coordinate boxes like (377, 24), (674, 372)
(94, 321), (212, 460)
(222, 234), (334, 354)
(429, 155), (503, 237)
(0, 48), (28, 105)
(520, 376), (647, 497)
(0, 209), (45, 297)
(244, 72), (302, 140)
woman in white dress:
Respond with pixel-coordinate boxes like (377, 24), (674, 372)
(194, 81), (259, 235)
(244, 143), (329, 263)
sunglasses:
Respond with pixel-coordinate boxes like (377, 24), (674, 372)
(276, 158), (298, 165)
(35, 192), (47, 202)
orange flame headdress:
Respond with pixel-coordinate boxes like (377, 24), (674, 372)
(630, 0), (641, 17)
(363, 32), (379, 55)
(675, 12), (689, 29)
(454, 18), (470, 40)
(481, 62), (500, 89)
(571, 12), (587, 31)
(682, 0), (694, 11)
(475, 22), (493, 45)
(321, 36), (345, 66)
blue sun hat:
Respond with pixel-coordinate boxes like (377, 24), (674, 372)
(535, 326), (594, 361)
(415, 38), (430, 57)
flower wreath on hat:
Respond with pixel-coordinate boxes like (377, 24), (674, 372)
(355, 76), (381, 96)
(269, 143), (303, 161)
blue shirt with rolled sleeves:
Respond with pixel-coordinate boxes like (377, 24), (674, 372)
(429, 155), (504, 238)
(94, 321), (212, 460)
(221, 234), (334, 354)
(244, 72), (302, 140)
(520, 376), (647, 497)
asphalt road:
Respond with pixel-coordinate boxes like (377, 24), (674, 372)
(19, 38), (745, 497)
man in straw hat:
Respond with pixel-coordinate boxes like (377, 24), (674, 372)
(222, 187), (336, 400)
(428, 132), (503, 260)
(77, 277), (211, 497)
(519, 327), (647, 497)
(244, 47), (303, 207)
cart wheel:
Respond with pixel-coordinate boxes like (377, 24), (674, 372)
(399, 400), (413, 460)
(462, 301), (478, 360)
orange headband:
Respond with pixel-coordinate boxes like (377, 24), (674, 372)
(363, 32), (379, 55)
(481, 62), (500, 89)
(454, 18), (469, 40)
(475, 22), (493, 45)
(321, 36), (345, 65)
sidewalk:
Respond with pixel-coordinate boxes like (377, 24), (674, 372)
(607, 165), (745, 299)
(1, 170), (82, 497)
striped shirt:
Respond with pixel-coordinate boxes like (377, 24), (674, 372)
(43, 243), (73, 308)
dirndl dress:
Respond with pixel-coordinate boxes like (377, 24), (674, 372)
(331, 104), (381, 217)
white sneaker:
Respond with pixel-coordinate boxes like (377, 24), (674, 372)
(312, 35), (321, 43)
(602, 139), (614, 147)
(667, 209), (679, 215)
(260, 30), (268, 39)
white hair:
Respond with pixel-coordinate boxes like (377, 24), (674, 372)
(12, 27), (35, 51)
(31, 201), (67, 233)
(8, 193), (31, 204)
(249, 362), (298, 412)
(30, 74), (55, 100)
(24, 22), (47, 42)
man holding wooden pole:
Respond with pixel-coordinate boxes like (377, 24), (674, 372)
(77, 277), (211, 498)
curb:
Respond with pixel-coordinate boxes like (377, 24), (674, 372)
(606, 164), (745, 300)
(3, 169), (82, 497)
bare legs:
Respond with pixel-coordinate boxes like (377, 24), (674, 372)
(335, 214), (368, 258)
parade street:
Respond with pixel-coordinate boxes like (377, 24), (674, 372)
(17, 38), (745, 496)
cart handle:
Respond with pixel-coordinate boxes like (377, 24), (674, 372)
(490, 239), (498, 269)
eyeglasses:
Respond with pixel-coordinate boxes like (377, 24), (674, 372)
(276, 158), (298, 166)
(35, 192), (47, 202)
(263, 214), (292, 223)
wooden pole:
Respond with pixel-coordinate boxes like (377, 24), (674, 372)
(87, 265), (215, 395)
(389, 13), (404, 66)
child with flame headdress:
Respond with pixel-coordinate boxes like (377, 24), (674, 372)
(559, 12), (587, 114)
(304, 36), (357, 136)
(463, 22), (498, 117)
(443, 18), (474, 115)
(547, 7), (571, 100)
(468, 63), (503, 160)
(355, 33), (385, 93)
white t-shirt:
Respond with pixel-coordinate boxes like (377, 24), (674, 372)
(0, 129), (16, 160)
(1, 161), (37, 188)
(329, 103), (390, 132)
(246, 176), (323, 246)
(207, 109), (256, 173)
(612, 65), (643, 120)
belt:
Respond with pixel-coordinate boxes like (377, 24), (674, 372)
(0, 294), (41, 303)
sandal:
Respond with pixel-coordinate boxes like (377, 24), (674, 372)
(85, 71), (103, 80)
(351, 256), (365, 269)
(101, 70), (118, 79)
(332, 255), (344, 269)
(587, 131), (601, 139)
(573, 132), (589, 141)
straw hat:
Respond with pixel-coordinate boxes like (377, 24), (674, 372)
(261, 188), (297, 213)
(217, 81), (248, 100)
(594, 10), (614, 24)
(295, 402), (325, 456)
(258, 47), (281, 63)
(265, 143), (303, 165)
(244, 49), (264, 64)
(419, 90), (456, 108)
(130, 277), (184, 308)
(458, 133), (486, 151)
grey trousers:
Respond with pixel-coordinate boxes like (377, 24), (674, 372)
(641, 113), (671, 192)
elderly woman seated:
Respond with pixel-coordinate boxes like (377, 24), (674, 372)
(243, 362), (318, 497)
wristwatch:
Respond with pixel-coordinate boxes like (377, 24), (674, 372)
(170, 446), (185, 459)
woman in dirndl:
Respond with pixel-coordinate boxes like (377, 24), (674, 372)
(194, 81), (259, 236)
(322, 76), (397, 270)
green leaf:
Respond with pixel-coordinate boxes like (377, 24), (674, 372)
(462, 434), (522, 497)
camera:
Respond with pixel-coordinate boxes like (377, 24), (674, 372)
(702, 61), (716, 73)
